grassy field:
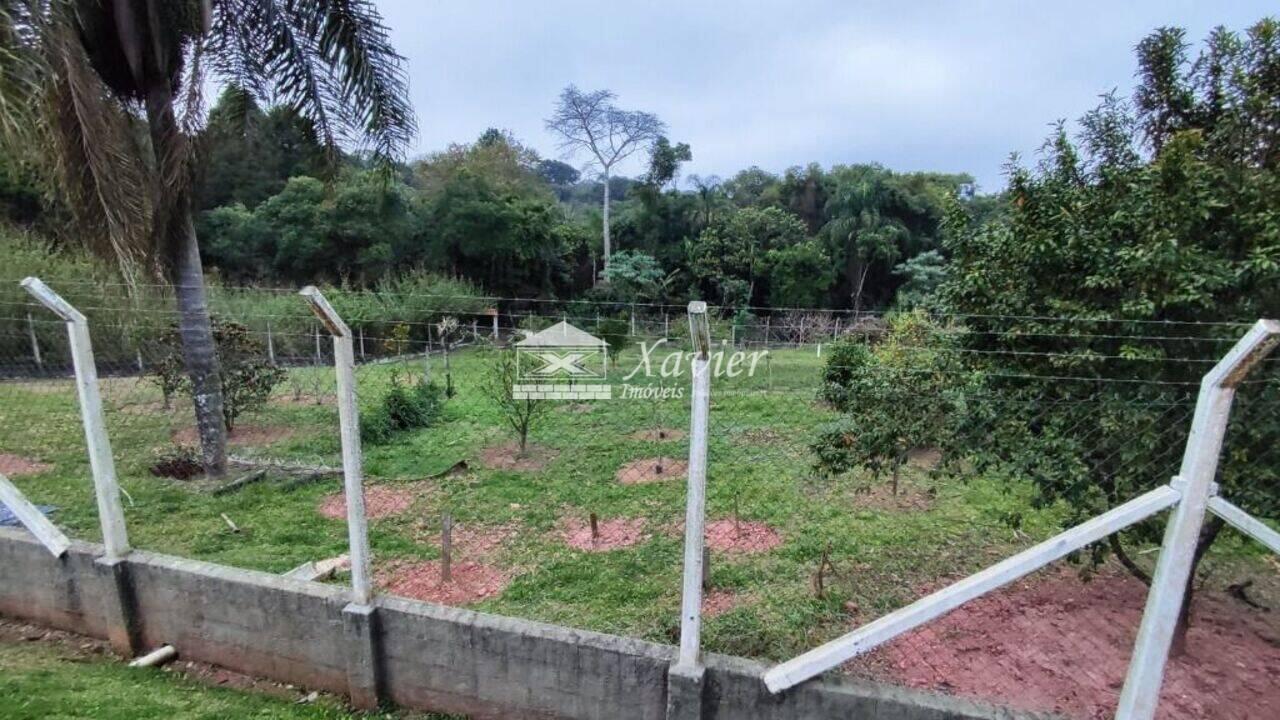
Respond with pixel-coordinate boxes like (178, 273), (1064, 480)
(0, 344), (1272, 665)
(0, 620), (452, 719)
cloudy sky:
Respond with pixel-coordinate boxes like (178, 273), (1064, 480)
(377, 1), (1273, 191)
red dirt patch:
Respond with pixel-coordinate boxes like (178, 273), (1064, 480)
(560, 516), (649, 552)
(629, 427), (687, 442)
(478, 442), (557, 472)
(859, 568), (1280, 719)
(377, 560), (508, 606)
(702, 590), (744, 618)
(172, 424), (295, 447)
(616, 456), (687, 485)
(0, 453), (52, 476)
(415, 522), (516, 561)
(318, 485), (415, 520)
(705, 519), (782, 554)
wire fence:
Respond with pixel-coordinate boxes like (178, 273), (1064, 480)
(0, 282), (1278, 719)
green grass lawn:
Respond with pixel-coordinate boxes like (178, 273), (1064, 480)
(1, 344), (1272, 663)
(0, 624), (452, 719)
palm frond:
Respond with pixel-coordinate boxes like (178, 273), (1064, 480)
(0, 0), (156, 282)
(208, 0), (415, 172)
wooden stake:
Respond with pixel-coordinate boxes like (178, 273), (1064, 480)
(441, 511), (453, 583)
(26, 312), (43, 370)
(589, 512), (600, 541)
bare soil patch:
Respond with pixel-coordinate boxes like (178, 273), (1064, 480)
(478, 442), (557, 472)
(377, 560), (508, 606)
(172, 424), (295, 447)
(318, 485), (415, 520)
(0, 453), (52, 476)
(616, 456), (687, 485)
(629, 427), (687, 442)
(559, 516), (649, 552)
(859, 568), (1280, 719)
(849, 483), (934, 512)
(702, 590), (745, 618)
(705, 519), (783, 554)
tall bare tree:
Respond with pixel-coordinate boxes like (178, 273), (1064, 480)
(0, 0), (415, 476)
(545, 85), (662, 269)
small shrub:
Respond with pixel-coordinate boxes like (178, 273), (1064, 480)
(151, 318), (286, 430)
(361, 379), (444, 444)
(594, 317), (631, 362)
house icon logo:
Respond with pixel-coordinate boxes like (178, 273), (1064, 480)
(514, 321), (611, 400)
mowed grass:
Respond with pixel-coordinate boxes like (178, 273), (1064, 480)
(0, 628), (452, 720)
(1, 345), (1080, 660)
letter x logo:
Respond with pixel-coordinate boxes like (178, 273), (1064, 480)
(527, 350), (598, 377)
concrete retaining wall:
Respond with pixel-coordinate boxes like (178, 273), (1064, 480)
(0, 527), (1030, 719)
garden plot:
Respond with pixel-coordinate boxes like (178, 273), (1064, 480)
(2, 345), (1277, 720)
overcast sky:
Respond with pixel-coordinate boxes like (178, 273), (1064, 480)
(376, 1), (1273, 191)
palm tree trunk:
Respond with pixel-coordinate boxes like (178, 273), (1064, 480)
(145, 78), (228, 477)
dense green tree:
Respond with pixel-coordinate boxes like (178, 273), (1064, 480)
(600, 250), (667, 304)
(938, 19), (1280, 644)
(643, 137), (692, 190)
(687, 206), (808, 306)
(766, 240), (831, 308)
(198, 86), (327, 212)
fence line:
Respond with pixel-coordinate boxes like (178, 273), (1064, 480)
(2, 277), (1278, 719)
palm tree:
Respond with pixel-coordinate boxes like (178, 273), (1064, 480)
(0, 0), (415, 476)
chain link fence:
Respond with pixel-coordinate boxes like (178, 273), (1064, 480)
(1, 281), (1278, 718)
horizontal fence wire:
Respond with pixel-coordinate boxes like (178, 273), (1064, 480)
(0, 285), (1277, 719)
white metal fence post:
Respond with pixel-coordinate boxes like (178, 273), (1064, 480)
(1116, 319), (1280, 720)
(677, 301), (712, 670)
(0, 472), (71, 557)
(300, 286), (373, 605)
(21, 277), (130, 560)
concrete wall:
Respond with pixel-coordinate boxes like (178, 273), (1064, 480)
(0, 527), (1033, 719)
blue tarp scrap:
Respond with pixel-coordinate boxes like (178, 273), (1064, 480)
(0, 500), (57, 527)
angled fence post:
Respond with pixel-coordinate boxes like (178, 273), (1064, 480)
(21, 278), (129, 560)
(301, 287), (382, 709)
(1116, 319), (1280, 720)
(300, 287), (373, 605)
(0, 472), (71, 557)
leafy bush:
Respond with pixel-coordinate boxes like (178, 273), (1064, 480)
(594, 317), (631, 361)
(151, 318), (286, 430)
(811, 311), (979, 492)
(361, 379), (444, 444)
